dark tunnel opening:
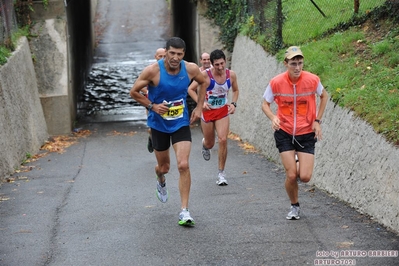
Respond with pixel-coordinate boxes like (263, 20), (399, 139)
(73, 0), (199, 122)
(170, 0), (198, 63)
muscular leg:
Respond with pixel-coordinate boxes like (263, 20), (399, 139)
(296, 152), (315, 183)
(281, 150), (315, 204)
(154, 149), (170, 183)
(172, 140), (192, 209)
(214, 116), (230, 171)
(201, 120), (215, 149)
(280, 150), (299, 204)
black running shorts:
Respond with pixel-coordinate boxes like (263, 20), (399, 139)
(151, 126), (192, 152)
(274, 129), (317, 154)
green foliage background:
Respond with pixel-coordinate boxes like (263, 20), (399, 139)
(203, 0), (399, 145)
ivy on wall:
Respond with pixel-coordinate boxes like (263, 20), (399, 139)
(14, 0), (48, 27)
(203, 0), (248, 53)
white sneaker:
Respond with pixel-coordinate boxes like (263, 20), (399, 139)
(156, 178), (168, 203)
(216, 171), (228, 186)
(286, 205), (300, 220)
(201, 138), (211, 161)
(178, 208), (195, 226)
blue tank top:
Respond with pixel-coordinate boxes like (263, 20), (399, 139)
(147, 59), (191, 133)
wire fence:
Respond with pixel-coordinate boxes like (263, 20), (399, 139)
(0, 0), (18, 45)
(247, 0), (393, 52)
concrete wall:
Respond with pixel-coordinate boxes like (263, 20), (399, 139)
(0, 37), (49, 180)
(30, 0), (71, 135)
(230, 35), (399, 234)
(29, 0), (95, 135)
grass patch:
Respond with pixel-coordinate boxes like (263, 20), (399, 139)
(0, 27), (30, 66)
(0, 46), (11, 65)
(276, 19), (399, 145)
(282, 0), (386, 45)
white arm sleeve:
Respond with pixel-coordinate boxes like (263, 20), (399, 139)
(263, 84), (274, 103)
(317, 81), (324, 95)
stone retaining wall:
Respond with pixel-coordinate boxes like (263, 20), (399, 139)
(230, 35), (399, 234)
(0, 37), (49, 180)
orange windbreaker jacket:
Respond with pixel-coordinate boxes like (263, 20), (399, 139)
(269, 71), (320, 136)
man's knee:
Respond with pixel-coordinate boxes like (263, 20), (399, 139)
(158, 163), (170, 174)
(203, 137), (215, 149)
(299, 174), (311, 183)
(177, 160), (189, 172)
(218, 136), (227, 145)
(286, 172), (298, 183)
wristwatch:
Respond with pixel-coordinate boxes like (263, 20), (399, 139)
(146, 102), (154, 111)
(231, 102), (237, 108)
(314, 119), (322, 124)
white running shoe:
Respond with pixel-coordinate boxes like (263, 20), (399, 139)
(156, 178), (168, 203)
(178, 208), (195, 226)
(216, 171), (228, 186)
(286, 205), (300, 220)
(201, 138), (211, 161)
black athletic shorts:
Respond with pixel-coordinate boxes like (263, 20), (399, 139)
(274, 129), (317, 154)
(151, 126), (192, 152)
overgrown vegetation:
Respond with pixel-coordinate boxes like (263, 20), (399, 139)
(204, 0), (399, 145)
(281, 0), (386, 45)
(0, 0), (47, 65)
(203, 0), (248, 53)
(0, 26), (29, 65)
(286, 22), (399, 144)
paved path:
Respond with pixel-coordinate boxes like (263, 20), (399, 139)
(1, 121), (398, 265)
(1, 0), (398, 265)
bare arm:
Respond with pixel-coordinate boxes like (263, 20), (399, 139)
(228, 71), (239, 114)
(262, 99), (280, 131)
(316, 88), (328, 121)
(187, 80), (199, 103)
(313, 88), (329, 140)
(129, 63), (170, 115)
(130, 67), (152, 107)
(186, 62), (208, 123)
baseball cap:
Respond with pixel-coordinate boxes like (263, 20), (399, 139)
(284, 46), (304, 60)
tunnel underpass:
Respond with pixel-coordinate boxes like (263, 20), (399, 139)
(75, 0), (198, 123)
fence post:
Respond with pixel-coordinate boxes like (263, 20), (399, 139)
(0, 0), (18, 48)
(4, 0), (12, 47)
(275, 0), (283, 51)
(354, 0), (360, 14)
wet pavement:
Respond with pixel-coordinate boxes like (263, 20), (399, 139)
(1, 0), (399, 265)
(1, 122), (399, 265)
(78, 0), (169, 122)
(80, 63), (146, 120)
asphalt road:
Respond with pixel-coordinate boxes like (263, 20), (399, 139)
(1, 0), (398, 265)
(1, 121), (399, 265)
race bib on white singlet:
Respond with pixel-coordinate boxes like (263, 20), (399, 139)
(161, 99), (185, 120)
(207, 92), (227, 108)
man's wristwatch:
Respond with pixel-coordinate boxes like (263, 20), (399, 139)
(231, 102), (237, 108)
(146, 102), (154, 111)
(314, 119), (322, 124)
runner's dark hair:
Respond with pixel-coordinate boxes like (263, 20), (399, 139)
(210, 49), (226, 64)
(166, 37), (186, 51)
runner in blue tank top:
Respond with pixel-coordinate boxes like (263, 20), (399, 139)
(130, 37), (207, 226)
